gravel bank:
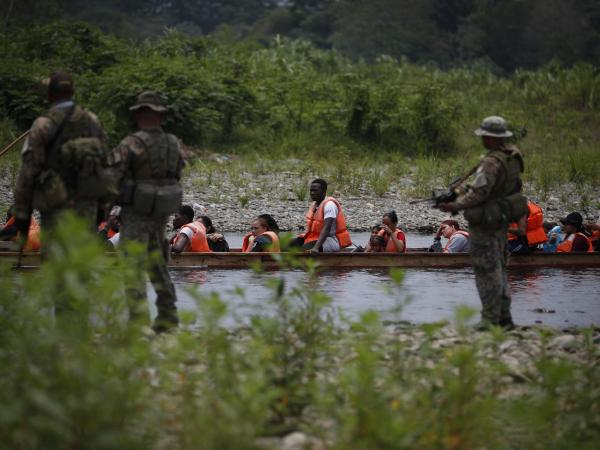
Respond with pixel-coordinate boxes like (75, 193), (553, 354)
(180, 170), (600, 233)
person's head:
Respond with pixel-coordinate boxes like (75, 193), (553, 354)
(474, 115), (512, 150)
(198, 215), (215, 234)
(46, 71), (74, 104)
(130, 91), (167, 129)
(252, 214), (279, 236)
(382, 211), (398, 229)
(369, 235), (386, 252)
(173, 205), (194, 229)
(310, 178), (327, 202)
(440, 219), (460, 239)
(371, 223), (383, 237)
(560, 212), (584, 235)
(543, 221), (558, 233)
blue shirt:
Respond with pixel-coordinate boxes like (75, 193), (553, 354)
(543, 226), (563, 253)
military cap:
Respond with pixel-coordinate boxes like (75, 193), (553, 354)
(45, 71), (74, 94)
(129, 91), (168, 112)
(474, 115), (513, 138)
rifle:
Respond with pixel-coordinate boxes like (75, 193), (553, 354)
(409, 163), (481, 207)
(0, 130), (30, 159)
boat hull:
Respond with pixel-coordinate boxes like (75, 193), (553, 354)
(2, 250), (600, 269)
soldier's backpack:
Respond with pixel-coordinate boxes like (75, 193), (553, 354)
(32, 106), (118, 212)
(121, 129), (183, 218)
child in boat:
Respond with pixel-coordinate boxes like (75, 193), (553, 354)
(542, 221), (563, 253)
(198, 215), (230, 252)
(365, 235), (386, 253)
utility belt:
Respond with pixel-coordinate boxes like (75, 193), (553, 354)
(464, 192), (528, 229)
(120, 178), (182, 218)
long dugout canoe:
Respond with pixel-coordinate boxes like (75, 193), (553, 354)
(2, 250), (600, 270)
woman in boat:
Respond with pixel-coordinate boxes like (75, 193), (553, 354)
(242, 214), (280, 253)
(379, 211), (406, 253)
(429, 219), (469, 253)
(198, 215), (230, 252)
(557, 212), (593, 253)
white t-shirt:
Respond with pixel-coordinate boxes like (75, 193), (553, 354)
(323, 201), (338, 237)
(109, 232), (120, 248)
(179, 226), (194, 240)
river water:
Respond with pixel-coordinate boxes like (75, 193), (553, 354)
(151, 233), (600, 328)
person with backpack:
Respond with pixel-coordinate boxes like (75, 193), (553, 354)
(12, 71), (113, 237)
(106, 91), (185, 333)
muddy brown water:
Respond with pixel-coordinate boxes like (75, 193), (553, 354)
(147, 233), (600, 328)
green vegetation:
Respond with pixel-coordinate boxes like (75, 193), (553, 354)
(1, 217), (598, 449)
(1, 22), (599, 198)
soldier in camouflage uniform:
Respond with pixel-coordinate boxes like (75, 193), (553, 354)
(13, 71), (107, 236)
(107, 91), (184, 333)
(437, 116), (526, 330)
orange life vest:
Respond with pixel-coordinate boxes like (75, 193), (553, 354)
(377, 229), (406, 253)
(98, 221), (117, 238)
(443, 230), (470, 253)
(303, 197), (352, 248)
(508, 201), (546, 246)
(3, 216), (41, 251)
(556, 233), (593, 253)
(172, 221), (211, 252)
(242, 230), (280, 253)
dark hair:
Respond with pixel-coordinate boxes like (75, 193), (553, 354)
(258, 214), (280, 232)
(311, 178), (327, 192)
(199, 215), (215, 234)
(371, 223), (383, 232)
(383, 210), (398, 224)
(543, 221), (557, 232)
(441, 219), (460, 230)
(178, 205), (195, 223)
(370, 235), (386, 247)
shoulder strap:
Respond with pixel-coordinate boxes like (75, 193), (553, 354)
(45, 105), (76, 168)
(131, 129), (164, 178)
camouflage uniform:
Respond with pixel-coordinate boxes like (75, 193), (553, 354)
(13, 101), (106, 229)
(107, 92), (184, 331)
(453, 116), (524, 327)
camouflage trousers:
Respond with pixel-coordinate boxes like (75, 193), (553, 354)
(120, 209), (178, 327)
(469, 226), (512, 324)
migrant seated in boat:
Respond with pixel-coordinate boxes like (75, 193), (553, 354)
(557, 212), (594, 253)
(365, 235), (386, 253)
(429, 219), (469, 253)
(542, 222), (563, 253)
(290, 178), (352, 253)
(507, 200), (547, 254)
(98, 205), (121, 241)
(585, 222), (600, 252)
(0, 205), (41, 251)
(242, 214), (280, 253)
(198, 215), (229, 252)
(170, 205), (211, 253)
(378, 210), (406, 253)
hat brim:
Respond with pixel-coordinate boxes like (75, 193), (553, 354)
(129, 103), (167, 112)
(474, 128), (513, 138)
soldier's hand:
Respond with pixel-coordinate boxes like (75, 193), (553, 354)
(14, 217), (31, 240)
(436, 202), (458, 213)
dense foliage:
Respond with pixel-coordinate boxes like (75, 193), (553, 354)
(3, 0), (600, 71)
(1, 22), (599, 198)
(0, 217), (598, 449)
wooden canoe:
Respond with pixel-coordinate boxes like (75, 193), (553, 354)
(2, 248), (600, 269)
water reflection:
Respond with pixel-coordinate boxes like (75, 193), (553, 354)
(167, 266), (600, 328)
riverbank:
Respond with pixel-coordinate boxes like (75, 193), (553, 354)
(180, 163), (600, 232)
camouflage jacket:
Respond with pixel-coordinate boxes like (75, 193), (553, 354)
(107, 127), (185, 190)
(454, 144), (523, 211)
(13, 102), (106, 220)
